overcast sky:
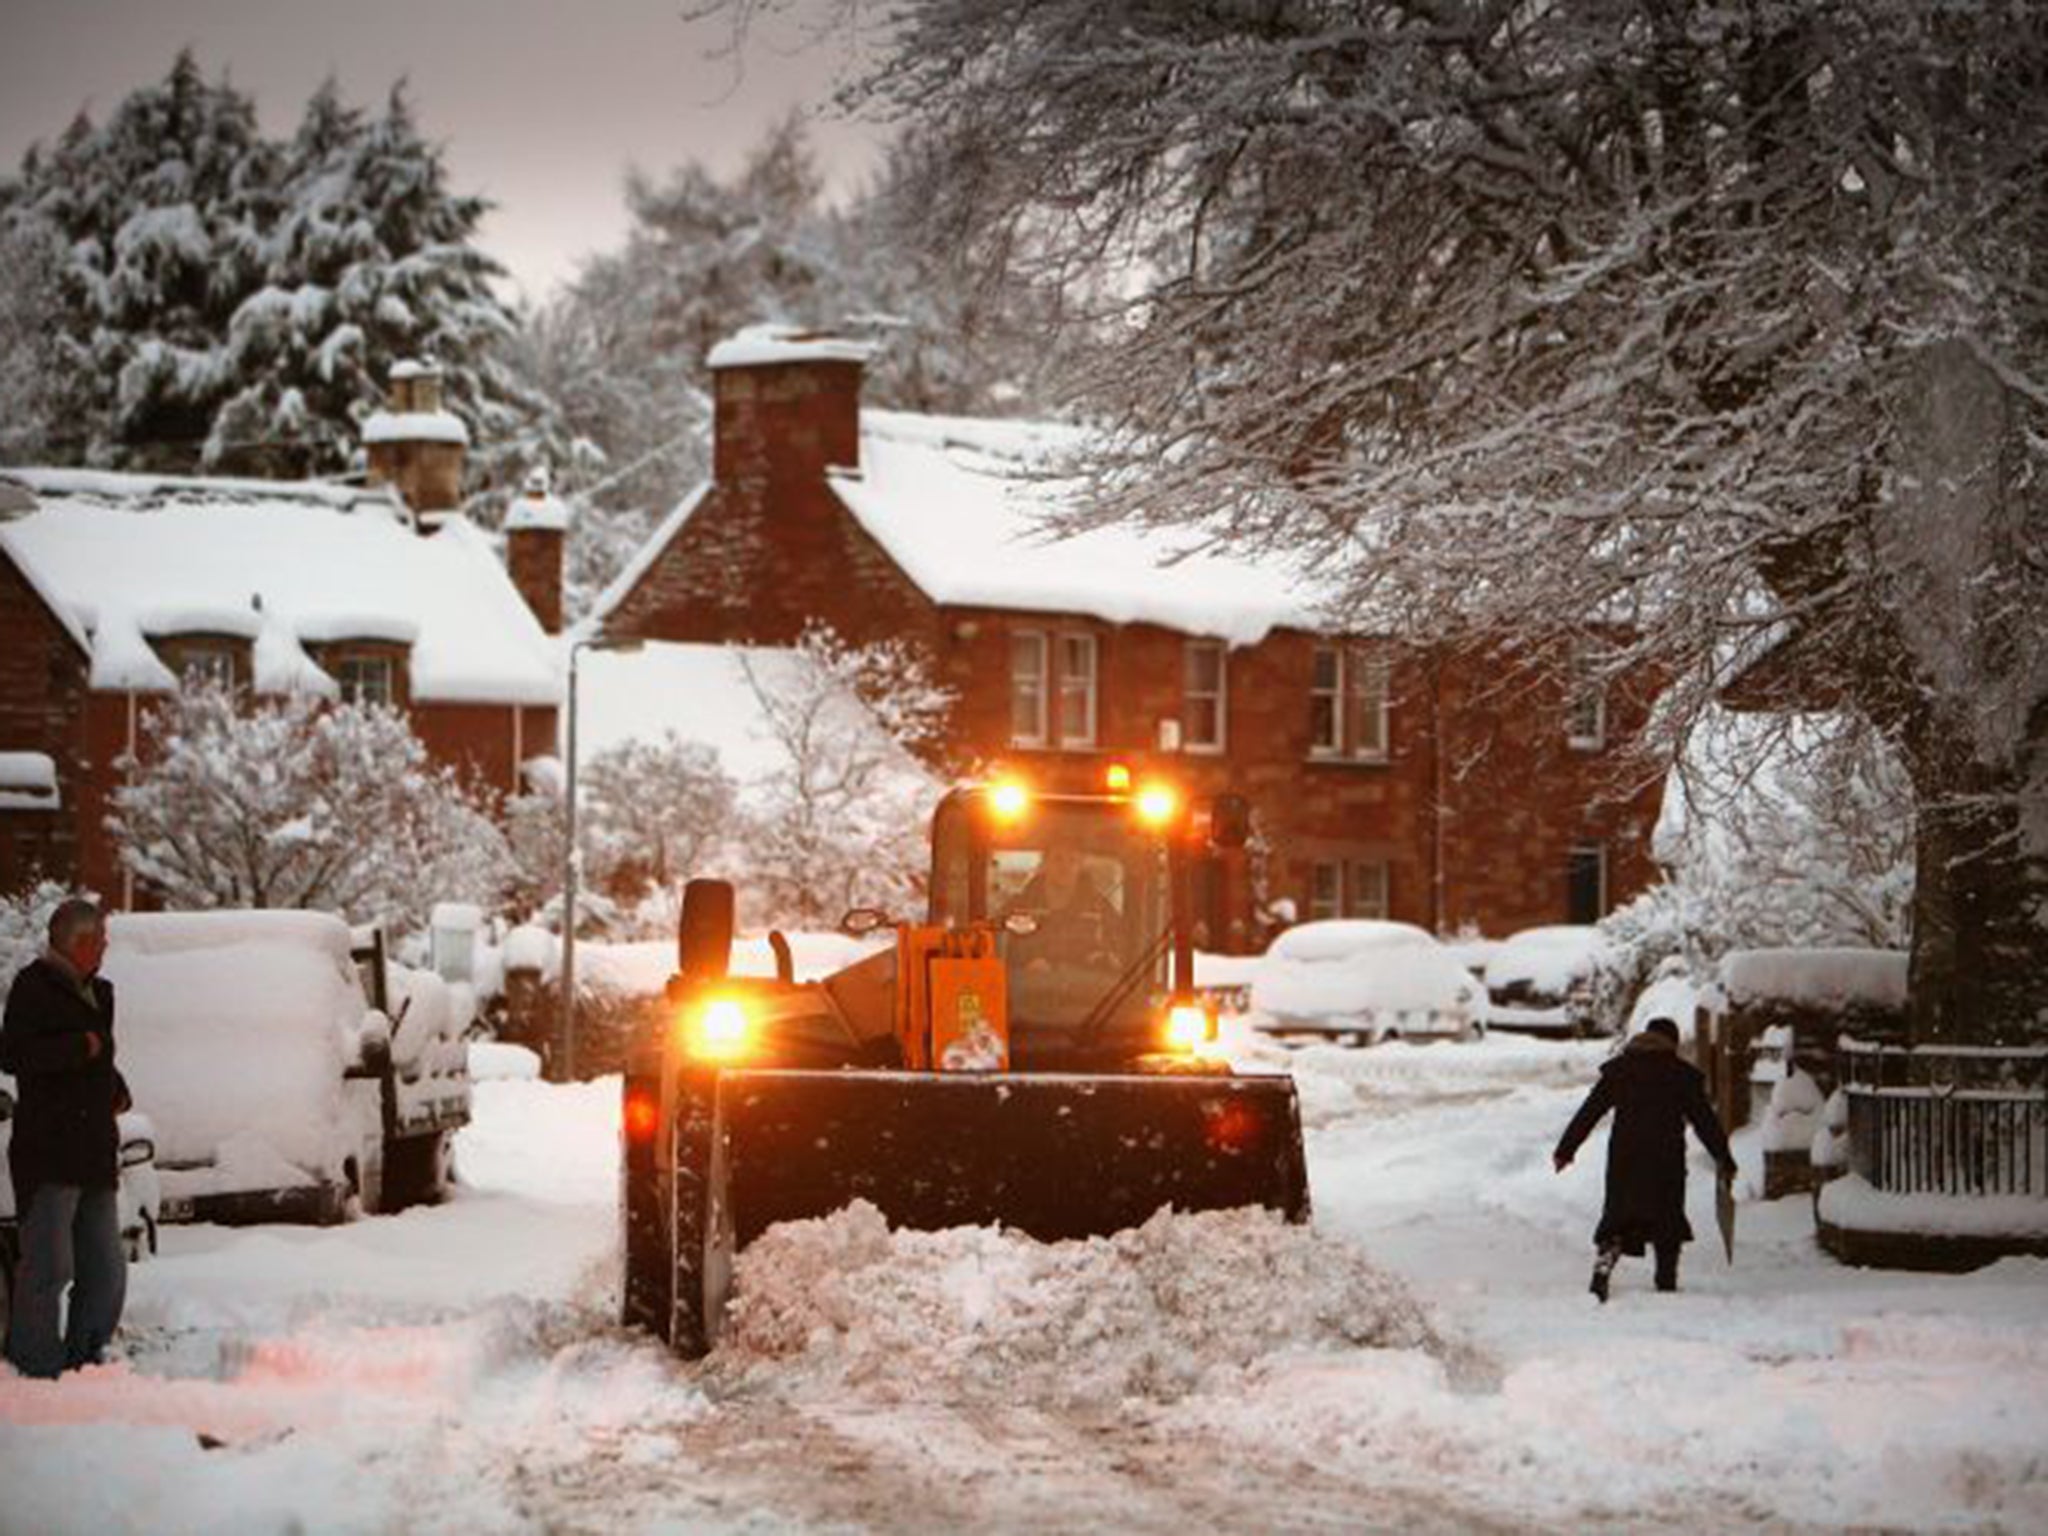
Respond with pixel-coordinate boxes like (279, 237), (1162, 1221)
(0, 0), (886, 305)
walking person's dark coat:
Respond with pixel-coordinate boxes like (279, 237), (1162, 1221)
(2, 958), (126, 1206)
(1554, 1020), (1735, 1296)
(2, 900), (132, 1377)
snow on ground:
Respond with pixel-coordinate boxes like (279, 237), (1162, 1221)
(3, 1023), (2046, 1532)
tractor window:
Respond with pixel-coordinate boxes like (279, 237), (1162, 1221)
(988, 806), (1163, 1028)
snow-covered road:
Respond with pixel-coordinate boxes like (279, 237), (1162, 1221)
(3, 1032), (2045, 1534)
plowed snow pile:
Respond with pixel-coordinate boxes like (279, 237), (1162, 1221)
(712, 1201), (1446, 1405)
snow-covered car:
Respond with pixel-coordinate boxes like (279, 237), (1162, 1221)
(1249, 920), (1484, 1044)
(1484, 925), (1614, 1036)
(104, 910), (469, 1226)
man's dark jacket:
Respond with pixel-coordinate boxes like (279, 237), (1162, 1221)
(1555, 1031), (1732, 1253)
(1, 959), (127, 1204)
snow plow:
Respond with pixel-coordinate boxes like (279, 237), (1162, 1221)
(621, 769), (1311, 1355)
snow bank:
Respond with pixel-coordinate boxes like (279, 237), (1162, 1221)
(575, 931), (881, 997)
(714, 1200), (1446, 1407)
(1721, 947), (1908, 1011)
(468, 1041), (541, 1081)
(1818, 1174), (2048, 1238)
(1761, 1068), (1825, 1154)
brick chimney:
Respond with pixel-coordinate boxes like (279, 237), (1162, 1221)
(504, 466), (569, 634)
(363, 359), (469, 517)
(708, 325), (873, 488)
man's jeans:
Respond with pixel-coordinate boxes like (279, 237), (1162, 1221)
(5, 1183), (126, 1378)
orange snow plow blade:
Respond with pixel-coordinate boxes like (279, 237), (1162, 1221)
(667, 1067), (1310, 1353)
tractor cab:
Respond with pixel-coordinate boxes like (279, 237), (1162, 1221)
(927, 771), (1223, 1067)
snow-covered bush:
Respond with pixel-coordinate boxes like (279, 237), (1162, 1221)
(580, 733), (738, 905)
(0, 879), (79, 983)
(738, 625), (950, 930)
(1591, 715), (1914, 1027)
(108, 683), (511, 933)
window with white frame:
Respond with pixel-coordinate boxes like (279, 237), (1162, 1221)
(1010, 630), (1049, 746)
(1308, 861), (1342, 921)
(1184, 639), (1226, 752)
(334, 655), (396, 708)
(1309, 643), (1390, 761)
(1348, 860), (1391, 919)
(1056, 633), (1098, 747)
(1565, 658), (1607, 750)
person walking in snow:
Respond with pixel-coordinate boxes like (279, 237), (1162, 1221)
(2, 899), (130, 1377)
(1552, 1016), (1735, 1302)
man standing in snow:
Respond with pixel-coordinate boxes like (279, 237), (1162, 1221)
(2, 899), (130, 1377)
(1553, 1017), (1736, 1302)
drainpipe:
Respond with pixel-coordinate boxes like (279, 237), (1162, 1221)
(121, 690), (137, 911)
(1430, 656), (1446, 934)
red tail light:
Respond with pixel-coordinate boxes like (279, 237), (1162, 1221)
(624, 1087), (660, 1144)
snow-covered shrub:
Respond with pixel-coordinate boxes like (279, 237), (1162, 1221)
(1761, 1068), (1826, 1156)
(0, 879), (80, 983)
(1811, 1088), (1851, 1173)
(1591, 714), (1915, 1028)
(738, 625), (950, 931)
(108, 683), (512, 933)
(580, 733), (738, 906)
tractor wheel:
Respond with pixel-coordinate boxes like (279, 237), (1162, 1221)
(620, 1151), (672, 1339)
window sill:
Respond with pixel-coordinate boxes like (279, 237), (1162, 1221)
(1306, 752), (1391, 768)
(1566, 738), (1606, 753)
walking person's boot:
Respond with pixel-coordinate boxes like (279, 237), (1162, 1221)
(1653, 1242), (1680, 1293)
(1589, 1242), (1622, 1304)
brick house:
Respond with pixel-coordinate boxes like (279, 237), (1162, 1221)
(594, 328), (1665, 951)
(0, 363), (565, 904)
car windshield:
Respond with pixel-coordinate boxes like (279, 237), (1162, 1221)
(986, 804), (1166, 1029)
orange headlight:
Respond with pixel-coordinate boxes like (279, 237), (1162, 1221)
(1165, 1002), (1212, 1051)
(989, 779), (1030, 820)
(680, 996), (752, 1062)
(1135, 783), (1179, 827)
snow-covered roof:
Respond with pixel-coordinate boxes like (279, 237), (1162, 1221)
(829, 411), (1325, 646)
(707, 323), (876, 371)
(576, 639), (854, 784)
(360, 409), (470, 447)
(0, 468), (560, 705)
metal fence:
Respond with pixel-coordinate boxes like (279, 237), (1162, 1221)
(1842, 1040), (2048, 1197)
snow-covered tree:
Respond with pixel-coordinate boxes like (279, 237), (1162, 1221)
(533, 116), (1069, 616)
(580, 734), (738, 902)
(0, 219), (80, 463)
(0, 57), (566, 490)
(0, 880), (82, 984)
(1597, 713), (1916, 1012)
(739, 625), (950, 929)
(108, 683), (511, 931)
(760, 0), (2048, 1043)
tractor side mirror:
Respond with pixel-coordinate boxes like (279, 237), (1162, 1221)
(839, 907), (892, 937)
(679, 878), (735, 980)
(1206, 794), (1252, 849)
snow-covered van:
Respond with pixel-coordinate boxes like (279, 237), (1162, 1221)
(103, 911), (468, 1225)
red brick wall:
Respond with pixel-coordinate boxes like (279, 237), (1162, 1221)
(605, 361), (944, 654)
(0, 553), (89, 894)
(506, 529), (564, 634)
(413, 702), (558, 803)
(596, 353), (1668, 950)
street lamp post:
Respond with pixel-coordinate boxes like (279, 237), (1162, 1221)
(560, 631), (641, 1081)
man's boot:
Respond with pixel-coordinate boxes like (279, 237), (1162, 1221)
(1653, 1243), (1680, 1293)
(1589, 1243), (1621, 1304)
